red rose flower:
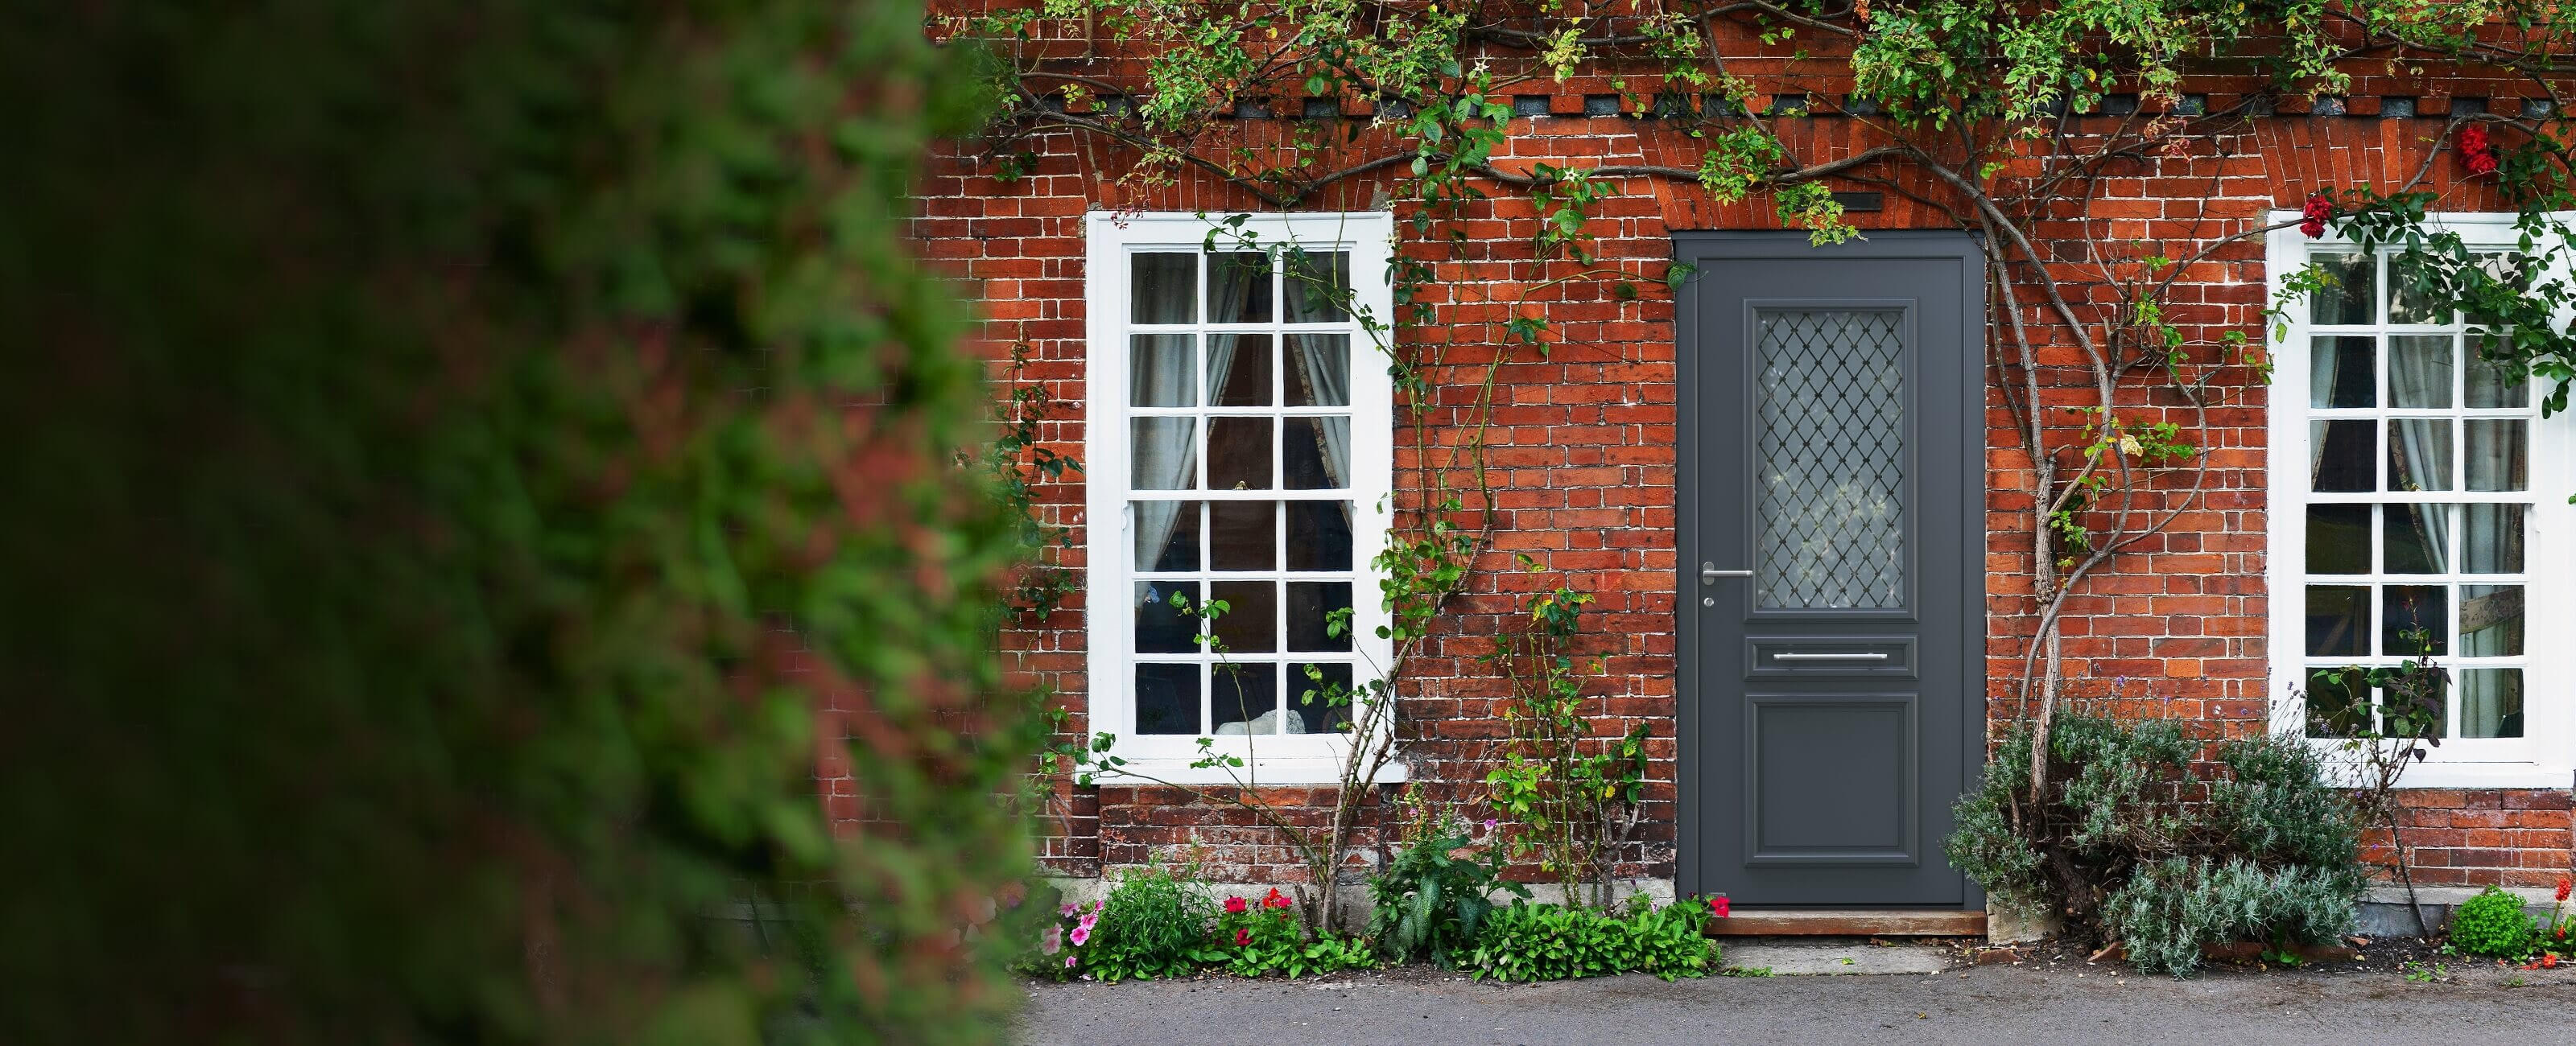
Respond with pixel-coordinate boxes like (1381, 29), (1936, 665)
(1709, 895), (1731, 918)
(1225, 896), (1249, 914)
(1235, 928), (1251, 947)
(2461, 124), (2499, 176)
(2299, 191), (2333, 238)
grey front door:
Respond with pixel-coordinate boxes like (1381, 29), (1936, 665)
(1674, 232), (1985, 907)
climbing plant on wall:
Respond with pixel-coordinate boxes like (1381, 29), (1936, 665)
(958, 0), (2576, 885)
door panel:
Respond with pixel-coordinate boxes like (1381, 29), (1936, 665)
(1675, 233), (1985, 908)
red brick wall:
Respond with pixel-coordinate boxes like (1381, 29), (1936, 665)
(877, 33), (2576, 891)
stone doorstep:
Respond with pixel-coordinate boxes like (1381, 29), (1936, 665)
(1703, 908), (1988, 937)
(1718, 938), (1951, 975)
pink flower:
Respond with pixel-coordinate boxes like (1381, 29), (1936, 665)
(2299, 192), (2333, 238)
(1483, 819), (1498, 832)
(1235, 928), (1252, 947)
(1077, 911), (1098, 932)
(1069, 925), (1091, 947)
(1225, 896), (1249, 914)
(1064, 954), (1078, 969)
(1040, 926), (1063, 955)
(1059, 903), (1078, 917)
(1709, 896), (1731, 918)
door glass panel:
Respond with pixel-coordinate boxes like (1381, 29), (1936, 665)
(1753, 310), (1906, 609)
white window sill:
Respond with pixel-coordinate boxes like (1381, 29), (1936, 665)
(1087, 756), (1408, 788)
(2369, 762), (2571, 790)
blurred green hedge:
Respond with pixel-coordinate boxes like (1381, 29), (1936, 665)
(2, 2), (1033, 1042)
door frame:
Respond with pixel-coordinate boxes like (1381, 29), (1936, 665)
(1672, 230), (1989, 905)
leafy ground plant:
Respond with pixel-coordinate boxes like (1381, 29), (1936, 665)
(1468, 897), (1720, 982)
(1370, 788), (1529, 966)
(2450, 886), (2539, 959)
(1075, 864), (1216, 982)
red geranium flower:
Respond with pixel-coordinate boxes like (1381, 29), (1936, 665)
(2299, 191), (2333, 238)
(2554, 875), (2569, 902)
(1263, 887), (1290, 909)
(1225, 896), (1249, 914)
(1709, 895), (1731, 918)
(2461, 124), (2499, 176)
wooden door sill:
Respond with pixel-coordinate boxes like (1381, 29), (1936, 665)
(1704, 908), (1986, 937)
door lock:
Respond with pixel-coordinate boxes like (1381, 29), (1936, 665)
(1699, 562), (1752, 586)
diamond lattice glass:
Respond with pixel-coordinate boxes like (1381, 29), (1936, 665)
(1754, 311), (1907, 609)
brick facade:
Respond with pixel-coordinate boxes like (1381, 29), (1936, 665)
(880, 27), (2576, 894)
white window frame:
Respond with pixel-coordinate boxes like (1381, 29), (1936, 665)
(2266, 211), (2576, 789)
(1083, 211), (1402, 785)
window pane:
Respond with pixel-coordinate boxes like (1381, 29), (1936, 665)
(2381, 669), (2448, 739)
(2460, 668), (2524, 739)
(1133, 253), (1197, 323)
(1286, 333), (1351, 406)
(2381, 585), (2447, 656)
(2460, 584), (2524, 657)
(2310, 336), (2376, 408)
(2464, 419), (2527, 492)
(2387, 254), (2450, 324)
(1131, 417), (1198, 489)
(1284, 250), (1352, 322)
(2306, 504), (2371, 574)
(1209, 579), (1277, 653)
(2381, 504), (2447, 574)
(1133, 500), (1201, 572)
(1134, 580), (1203, 653)
(2310, 253), (2374, 324)
(1208, 500), (1275, 570)
(1209, 251), (1274, 323)
(2306, 585), (2368, 657)
(1288, 662), (1356, 733)
(1286, 500), (1355, 570)
(2466, 338), (2529, 407)
(1286, 581), (1354, 651)
(2305, 668), (2369, 739)
(1134, 664), (1201, 735)
(1284, 416), (1350, 489)
(1212, 662), (1281, 734)
(2385, 418), (2452, 492)
(2386, 335), (2453, 408)
(2463, 504), (2525, 574)
(1206, 418), (1274, 489)
(1207, 332), (1273, 406)
(2310, 420), (2375, 492)
(1130, 334), (1196, 407)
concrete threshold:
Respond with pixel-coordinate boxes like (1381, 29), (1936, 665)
(1705, 908), (1987, 937)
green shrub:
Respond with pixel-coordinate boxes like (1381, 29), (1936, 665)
(1468, 898), (1718, 982)
(1945, 714), (2368, 976)
(1369, 807), (1528, 966)
(2449, 886), (2538, 958)
(1080, 865), (1217, 982)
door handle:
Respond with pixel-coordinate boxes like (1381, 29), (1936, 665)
(1769, 652), (1891, 661)
(1699, 562), (1752, 586)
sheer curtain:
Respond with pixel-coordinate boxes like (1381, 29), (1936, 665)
(2387, 345), (2452, 570)
(1131, 263), (1199, 583)
(1289, 334), (1350, 492)
(1132, 255), (1257, 582)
